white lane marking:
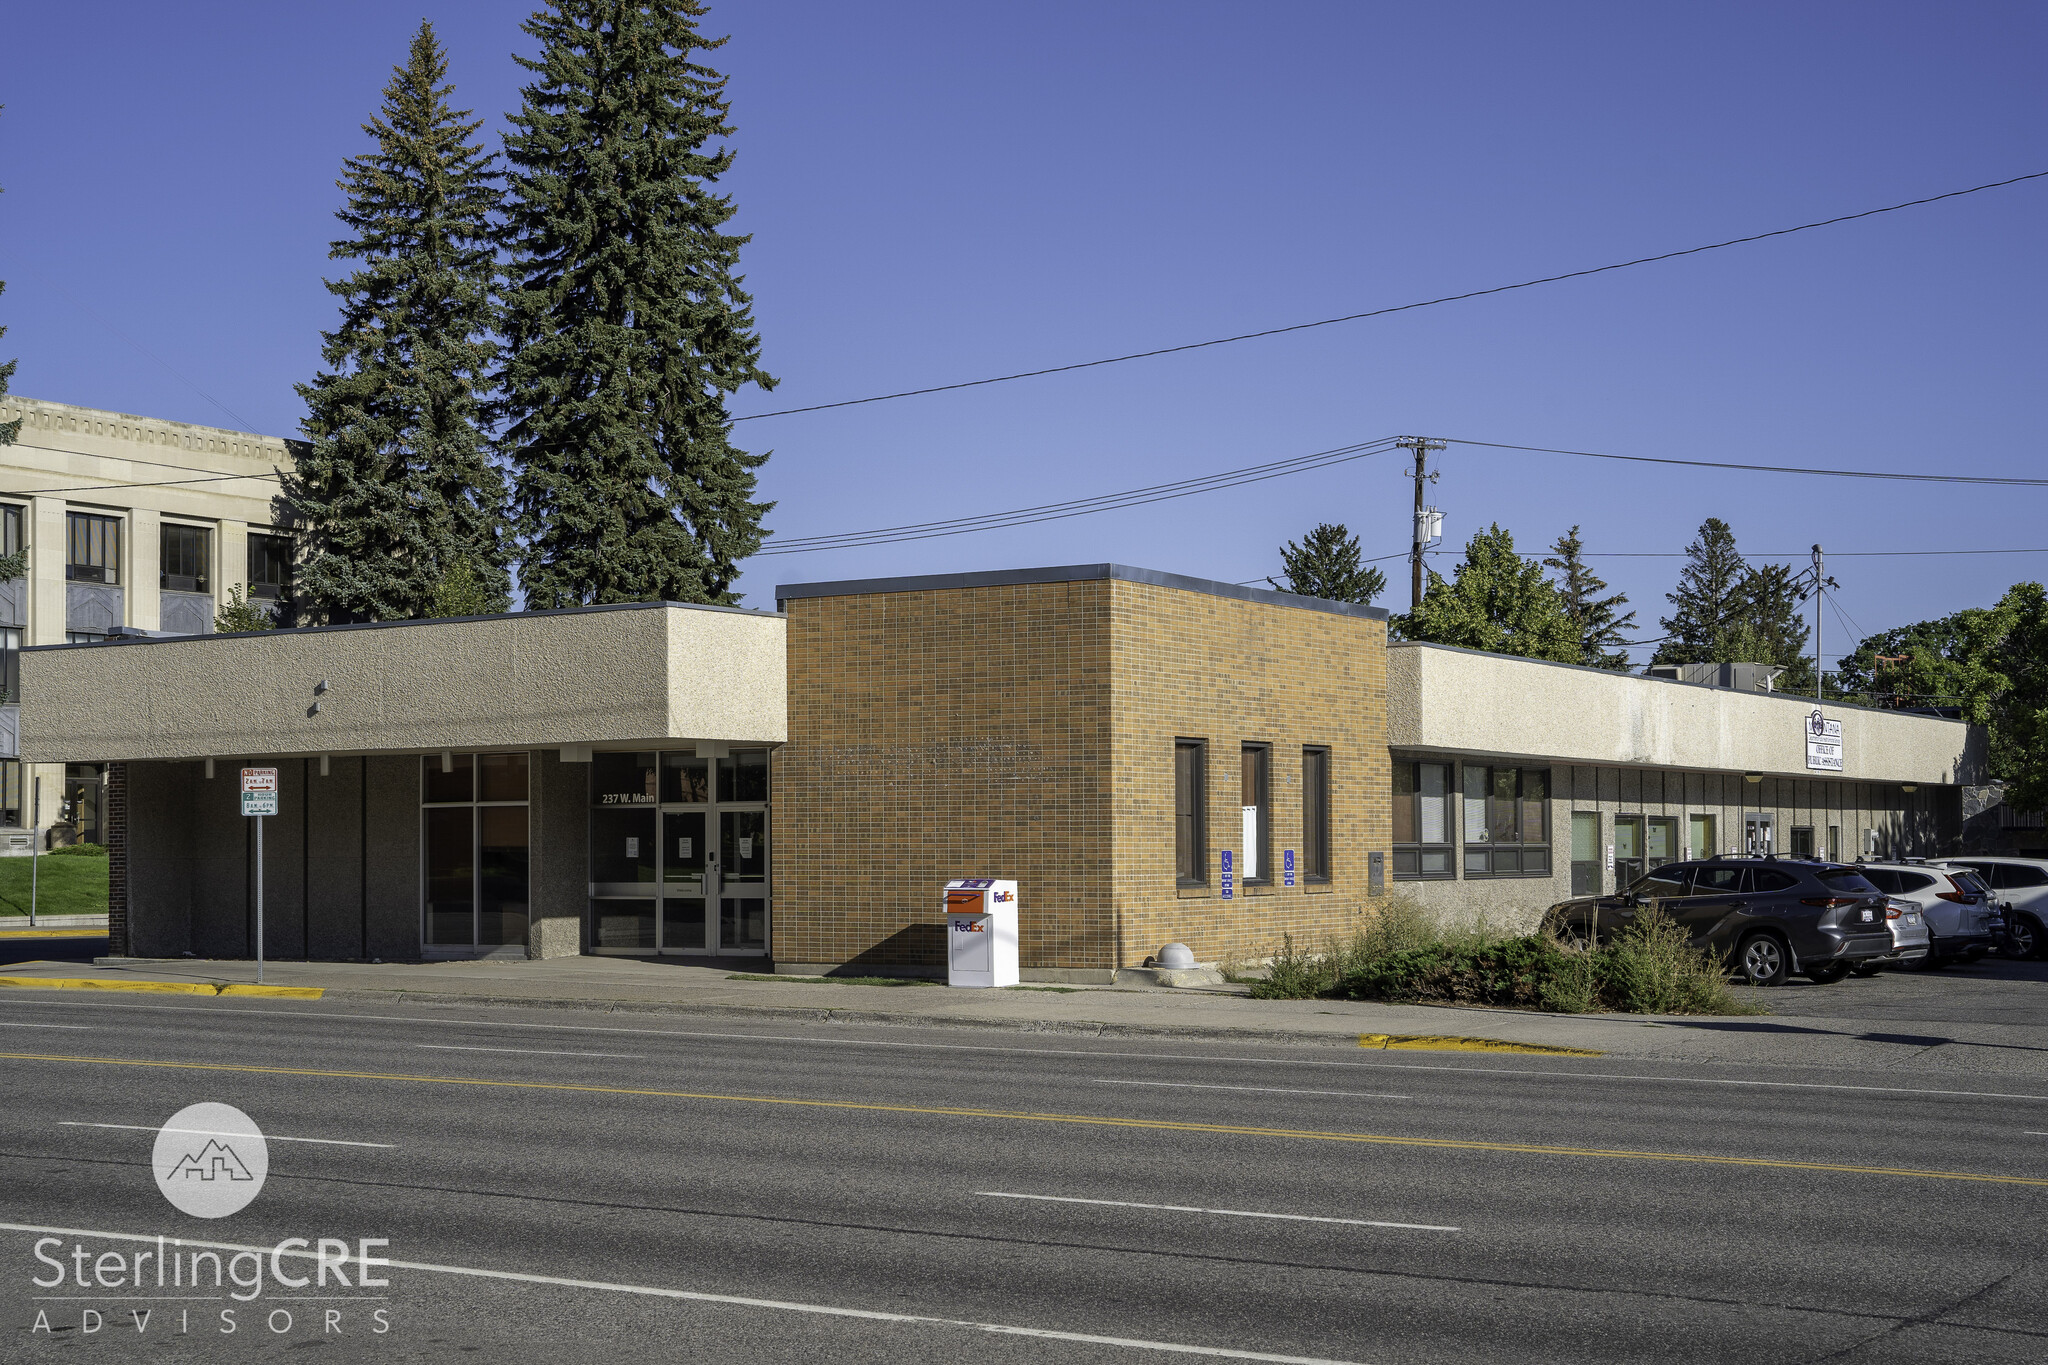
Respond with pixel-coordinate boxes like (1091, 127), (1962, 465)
(419, 1044), (644, 1059)
(60, 1121), (394, 1149)
(0, 1021), (93, 1029)
(979, 1192), (1457, 1232)
(0, 1222), (1367, 1364)
(2024, 1131), (2048, 1136)
(14, 997), (2048, 1105)
(1096, 1079), (1412, 1100)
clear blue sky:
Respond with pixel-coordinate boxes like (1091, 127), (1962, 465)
(3, 1), (2043, 658)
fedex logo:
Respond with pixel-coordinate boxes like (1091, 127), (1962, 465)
(994, 891), (1014, 902)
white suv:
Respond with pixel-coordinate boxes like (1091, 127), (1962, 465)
(1929, 857), (2048, 958)
(1858, 862), (1998, 967)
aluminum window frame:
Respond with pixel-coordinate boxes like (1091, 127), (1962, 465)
(1300, 746), (1332, 884)
(1174, 739), (1208, 888)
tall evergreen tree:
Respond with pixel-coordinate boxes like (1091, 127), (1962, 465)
(1395, 524), (1580, 663)
(1543, 525), (1635, 669)
(0, 111), (18, 454)
(1653, 518), (1749, 665)
(1738, 561), (1814, 691)
(1268, 522), (1385, 605)
(286, 22), (509, 624)
(497, 0), (776, 608)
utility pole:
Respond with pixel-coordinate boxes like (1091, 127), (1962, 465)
(1396, 437), (1445, 613)
(1792, 545), (1837, 702)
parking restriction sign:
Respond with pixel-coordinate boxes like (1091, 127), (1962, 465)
(240, 767), (279, 817)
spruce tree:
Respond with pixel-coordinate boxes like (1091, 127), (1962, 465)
(1543, 526), (1635, 670)
(0, 131), (23, 584)
(286, 22), (509, 624)
(498, 0), (776, 608)
(1395, 524), (1580, 663)
(1738, 561), (1814, 691)
(1653, 518), (1749, 664)
(1269, 522), (1385, 604)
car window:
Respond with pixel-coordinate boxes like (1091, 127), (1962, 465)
(1860, 868), (1898, 894)
(1751, 868), (1799, 893)
(1628, 870), (1689, 899)
(1950, 871), (1991, 896)
(1816, 869), (1880, 894)
(1997, 865), (2048, 889)
(1899, 872), (1937, 893)
(1694, 866), (1746, 894)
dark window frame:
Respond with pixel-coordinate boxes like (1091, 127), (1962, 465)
(1240, 742), (1273, 885)
(1301, 746), (1331, 883)
(1174, 739), (1207, 888)
(1460, 763), (1553, 880)
(160, 522), (212, 594)
(66, 512), (121, 585)
(248, 531), (293, 602)
(0, 505), (23, 562)
(1392, 758), (1455, 881)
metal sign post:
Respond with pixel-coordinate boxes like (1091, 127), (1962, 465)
(241, 769), (279, 984)
(28, 776), (40, 929)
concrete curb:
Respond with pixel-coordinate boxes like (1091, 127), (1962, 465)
(278, 986), (1610, 1053)
(0, 977), (322, 999)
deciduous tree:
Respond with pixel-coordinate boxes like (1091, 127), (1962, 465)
(1395, 524), (1580, 663)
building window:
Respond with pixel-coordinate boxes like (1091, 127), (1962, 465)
(1647, 816), (1680, 870)
(0, 758), (20, 827)
(1688, 814), (1717, 860)
(160, 523), (212, 594)
(1790, 825), (1815, 858)
(1827, 824), (1841, 862)
(1301, 747), (1331, 882)
(1392, 760), (1452, 880)
(421, 753), (531, 951)
(66, 512), (121, 585)
(65, 631), (107, 645)
(1614, 813), (1644, 887)
(1240, 743), (1271, 883)
(59, 763), (104, 846)
(1174, 740), (1207, 887)
(249, 532), (293, 602)
(1462, 765), (1551, 877)
(0, 505), (23, 564)
(1570, 812), (1600, 895)
(0, 627), (17, 703)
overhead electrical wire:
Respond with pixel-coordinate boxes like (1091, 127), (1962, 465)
(1444, 438), (2048, 487)
(729, 169), (2048, 423)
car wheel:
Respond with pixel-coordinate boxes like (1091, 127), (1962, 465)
(1805, 962), (1852, 985)
(2012, 916), (2043, 960)
(1737, 934), (1790, 987)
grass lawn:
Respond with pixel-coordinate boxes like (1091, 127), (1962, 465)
(0, 854), (109, 917)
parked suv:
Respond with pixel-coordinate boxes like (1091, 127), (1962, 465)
(1928, 857), (2048, 959)
(1850, 896), (1933, 976)
(1857, 862), (1998, 967)
(1542, 857), (1895, 986)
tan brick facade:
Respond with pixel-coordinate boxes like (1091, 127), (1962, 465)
(772, 568), (1390, 978)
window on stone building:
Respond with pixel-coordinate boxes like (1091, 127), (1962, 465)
(1688, 813), (1717, 860)
(66, 512), (121, 584)
(160, 523), (212, 594)
(1301, 747), (1330, 882)
(1392, 760), (1452, 880)
(0, 505), (23, 562)
(1174, 740), (1206, 887)
(249, 532), (293, 602)
(0, 627), (17, 703)
(0, 758), (20, 827)
(1240, 744), (1271, 884)
(1461, 764), (1551, 877)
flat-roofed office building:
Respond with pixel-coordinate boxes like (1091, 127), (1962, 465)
(0, 396), (295, 852)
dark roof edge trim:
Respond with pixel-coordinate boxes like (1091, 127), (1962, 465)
(775, 563), (1390, 621)
(23, 598), (783, 652)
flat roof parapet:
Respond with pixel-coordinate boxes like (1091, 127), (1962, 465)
(775, 563), (1391, 621)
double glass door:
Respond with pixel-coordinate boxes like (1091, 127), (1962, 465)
(589, 750), (769, 955)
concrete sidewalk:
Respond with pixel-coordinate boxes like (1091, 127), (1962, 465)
(2, 953), (2047, 1081)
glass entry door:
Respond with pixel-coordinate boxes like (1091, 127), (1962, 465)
(590, 750), (769, 955)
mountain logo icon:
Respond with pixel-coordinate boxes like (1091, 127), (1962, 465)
(152, 1103), (269, 1218)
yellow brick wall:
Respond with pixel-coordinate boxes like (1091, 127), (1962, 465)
(773, 580), (1116, 971)
(772, 573), (1391, 974)
(1107, 579), (1390, 969)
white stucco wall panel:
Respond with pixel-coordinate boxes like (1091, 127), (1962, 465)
(21, 604), (786, 762)
(1389, 643), (1982, 784)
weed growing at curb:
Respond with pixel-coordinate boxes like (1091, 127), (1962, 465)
(725, 973), (937, 987)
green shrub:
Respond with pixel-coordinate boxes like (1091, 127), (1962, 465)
(48, 843), (107, 857)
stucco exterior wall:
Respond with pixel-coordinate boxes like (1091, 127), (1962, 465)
(19, 602), (786, 764)
(1389, 642), (1983, 783)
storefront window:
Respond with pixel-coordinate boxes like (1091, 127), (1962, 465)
(422, 753), (530, 950)
(1240, 744), (1270, 883)
(1174, 740), (1206, 887)
(1301, 747), (1330, 882)
(1392, 760), (1451, 880)
(1462, 765), (1550, 878)
(590, 748), (770, 955)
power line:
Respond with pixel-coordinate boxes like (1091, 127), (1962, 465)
(1445, 438), (2048, 487)
(728, 169), (2048, 423)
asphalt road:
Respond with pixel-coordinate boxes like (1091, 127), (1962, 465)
(3, 991), (2047, 1364)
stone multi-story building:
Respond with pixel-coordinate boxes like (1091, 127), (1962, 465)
(0, 396), (295, 850)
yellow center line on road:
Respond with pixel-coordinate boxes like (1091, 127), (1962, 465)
(3, 1048), (2043, 1188)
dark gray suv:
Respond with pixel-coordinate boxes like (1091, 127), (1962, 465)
(1543, 857), (1895, 986)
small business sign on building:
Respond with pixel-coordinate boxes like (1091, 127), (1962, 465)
(240, 767), (279, 817)
(1804, 710), (1844, 772)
